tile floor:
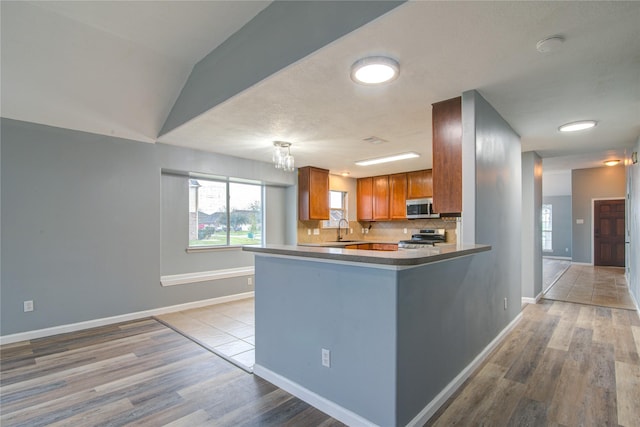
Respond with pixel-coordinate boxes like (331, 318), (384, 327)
(543, 264), (636, 310)
(154, 298), (255, 372)
(542, 257), (571, 292)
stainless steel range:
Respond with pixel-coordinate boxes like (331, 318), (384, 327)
(398, 228), (446, 249)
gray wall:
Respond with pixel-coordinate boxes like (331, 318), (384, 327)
(465, 90), (522, 316)
(571, 165), (626, 264)
(161, 0), (404, 135)
(521, 151), (542, 299)
(1, 118), (292, 336)
(628, 137), (640, 307)
(542, 195), (572, 258)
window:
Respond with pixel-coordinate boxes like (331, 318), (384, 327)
(188, 178), (263, 247)
(322, 191), (348, 228)
(542, 204), (552, 252)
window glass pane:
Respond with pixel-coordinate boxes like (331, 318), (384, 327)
(189, 180), (227, 247)
(330, 191), (344, 209)
(229, 182), (262, 246)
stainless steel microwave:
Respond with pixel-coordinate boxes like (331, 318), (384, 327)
(406, 198), (440, 219)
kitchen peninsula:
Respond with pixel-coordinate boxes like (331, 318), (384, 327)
(243, 243), (492, 426)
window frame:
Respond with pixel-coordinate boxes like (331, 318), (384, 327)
(322, 190), (348, 229)
(541, 203), (553, 252)
(188, 176), (264, 250)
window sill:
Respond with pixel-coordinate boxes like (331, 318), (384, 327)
(186, 245), (247, 253)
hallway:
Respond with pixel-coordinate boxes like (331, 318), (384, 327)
(543, 263), (636, 311)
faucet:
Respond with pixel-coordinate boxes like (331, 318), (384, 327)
(337, 218), (349, 241)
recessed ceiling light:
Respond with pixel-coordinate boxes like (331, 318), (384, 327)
(355, 152), (420, 166)
(604, 160), (620, 167)
(558, 120), (597, 132)
(351, 56), (399, 85)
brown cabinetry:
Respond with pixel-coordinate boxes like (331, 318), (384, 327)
(389, 173), (407, 219)
(407, 169), (433, 199)
(372, 175), (390, 220)
(298, 166), (330, 220)
(357, 177), (373, 221)
(432, 96), (462, 214)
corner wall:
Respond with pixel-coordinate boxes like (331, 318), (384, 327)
(0, 118), (293, 337)
(571, 166), (626, 264)
(521, 151), (542, 300)
(628, 138), (640, 308)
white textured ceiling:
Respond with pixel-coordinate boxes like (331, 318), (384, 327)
(2, 1), (639, 177)
(0, 0), (270, 142)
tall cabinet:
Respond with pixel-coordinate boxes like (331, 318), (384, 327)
(432, 96), (462, 214)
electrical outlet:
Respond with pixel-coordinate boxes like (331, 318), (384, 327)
(503, 298), (508, 310)
(403, 228), (408, 234)
(307, 229), (311, 236)
(24, 300), (34, 312)
(322, 348), (331, 367)
(247, 277), (253, 287)
(350, 228), (353, 234)
(313, 228), (320, 235)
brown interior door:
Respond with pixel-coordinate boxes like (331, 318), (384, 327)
(594, 199), (626, 267)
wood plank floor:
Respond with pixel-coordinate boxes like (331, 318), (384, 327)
(543, 258), (571, 292)
(0, 319), (344, 427)
(426, 300), (640, 426)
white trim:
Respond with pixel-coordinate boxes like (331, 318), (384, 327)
(406, 312), (524, 427)
(571, 262), (594, 266)
(253, 365), (377, 427)
(255, 312), (523, 427)
(160, 266), (254, 287)
(542, 256), (571, 260)
(522, 292), (542, 305)
(0, 292), (254, 346)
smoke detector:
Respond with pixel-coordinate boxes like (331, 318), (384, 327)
(536, 36), (565, 53)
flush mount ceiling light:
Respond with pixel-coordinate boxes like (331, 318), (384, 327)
(604, 160), (621, 167)
(351, 56), (399, 85)
(272, 141), (294, 172)
(558, 120), (597, 132)
(355, 152), (420, 166)
(536, 35), (565, 53)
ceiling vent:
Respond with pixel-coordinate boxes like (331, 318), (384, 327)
(362, 136), (388, 145)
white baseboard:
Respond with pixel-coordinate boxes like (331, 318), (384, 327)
(160, 266), (254, 287)
(406, 311), (524, 427)
(0, 292), (254, 346)
(522, 291), (543, 305)
(255, 312), (523, 427)
(542, 256), (572, 260)
(253, 365), (377, 427)
(571, 262), (593, 266)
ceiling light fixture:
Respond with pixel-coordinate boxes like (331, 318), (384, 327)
(604, 160), (620, 167)
(351, 56), (399, 85)
(272, 141), (295, 172)
(355, 152), (420, 166)
(558, 120), (597, 132)
(341, 172), (351, 177)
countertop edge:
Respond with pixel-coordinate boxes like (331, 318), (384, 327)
(243, 244), (491, 266)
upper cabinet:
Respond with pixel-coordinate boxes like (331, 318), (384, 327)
(298, 166), (330, 220)
(406, 169), (433, 199)
(432, 96), (462, 214)
(357, 177), (373, 221)
(389, 173), (407, 219)
(372, 175), (390, 220)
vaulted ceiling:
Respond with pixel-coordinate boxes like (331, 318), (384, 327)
(2, 1), (639, 177)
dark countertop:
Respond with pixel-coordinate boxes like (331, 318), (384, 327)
(243, 243), (491, 267)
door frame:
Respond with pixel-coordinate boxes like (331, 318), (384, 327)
(591, 196), (626, 265)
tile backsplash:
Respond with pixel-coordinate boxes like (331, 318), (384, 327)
(297, 218), (459, 244)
